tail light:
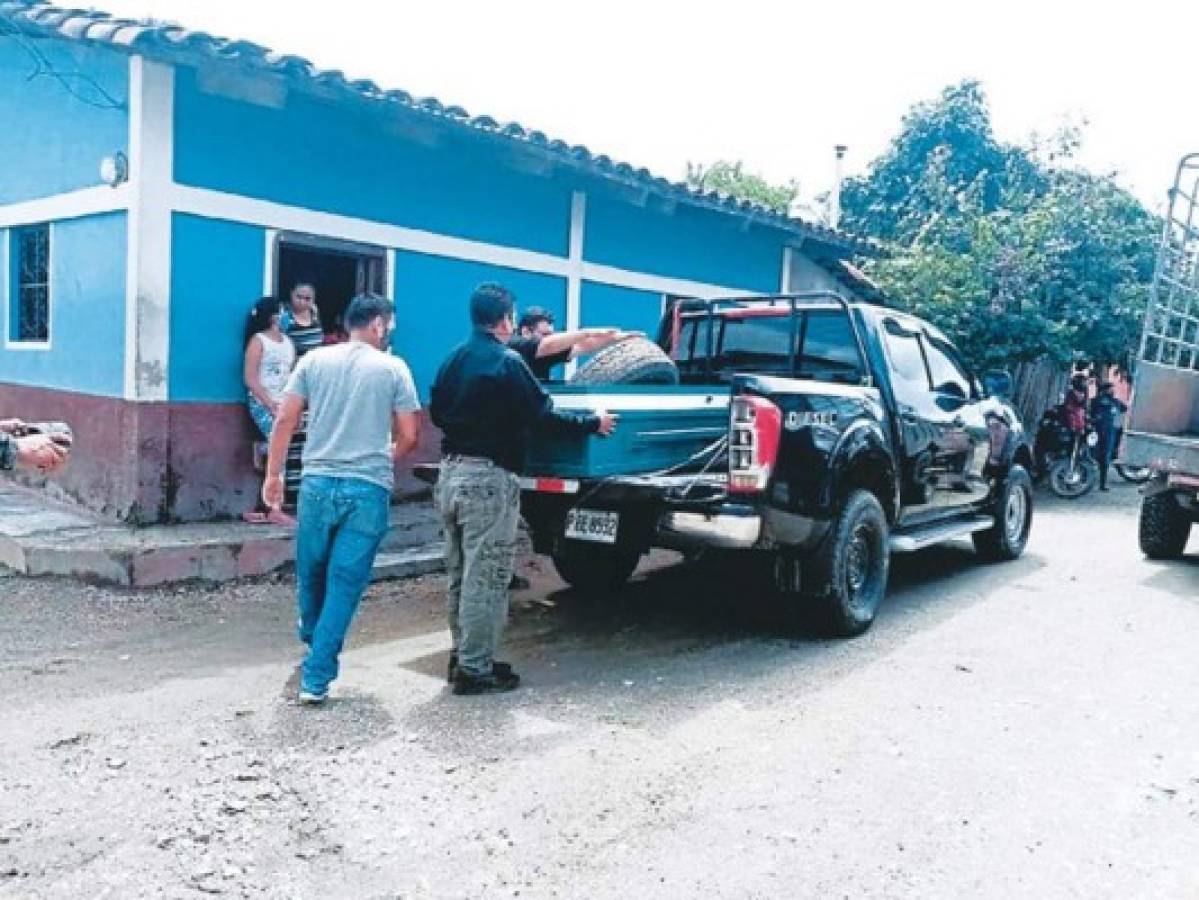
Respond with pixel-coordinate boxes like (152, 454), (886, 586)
(729, 394), (782, 493)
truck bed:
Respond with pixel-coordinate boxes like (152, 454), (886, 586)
(1124, 430), (1199, 475)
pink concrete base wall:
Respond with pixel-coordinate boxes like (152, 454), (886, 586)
(0, 383), (440, 524)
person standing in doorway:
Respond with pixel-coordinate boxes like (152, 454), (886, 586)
(282, 282), (325, 358)
(1089, 381), (1128, 491)
(508, 306), (640, 382)
(430, 283), (617, 696)
(243, 295), (297, 526)
(264, 293), (420, 705)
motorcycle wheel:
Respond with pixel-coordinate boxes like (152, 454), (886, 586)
(1048, 458), (1099, 499)
(1114, 463), (1152, 484)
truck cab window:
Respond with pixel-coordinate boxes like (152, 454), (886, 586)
(923, 336), (974, 399)
(799, 312), (863, 378)
(881, 319), (930, 393)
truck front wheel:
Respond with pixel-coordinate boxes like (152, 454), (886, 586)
(1139, 489), (1193, 560)
(551, 544), (640, 596)
(973, 465), (1033, 561)
(803, 490), (890, 637)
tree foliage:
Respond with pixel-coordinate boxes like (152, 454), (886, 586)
(685, 160), (799, 214)
(841, 80), (1158, 370)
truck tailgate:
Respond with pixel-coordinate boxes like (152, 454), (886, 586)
(524, 385), (729, 479)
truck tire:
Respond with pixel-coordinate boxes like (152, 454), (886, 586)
(569, 337), (679, 386)
(804, 490), (890, 637)
(973, 465), (1033, 561)
(552, 544), (640, 596)
(1139, 490), (1192, 560)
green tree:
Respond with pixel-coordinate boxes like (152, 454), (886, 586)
(842, 80), (1158, 370)
(685, 160), (799, 214)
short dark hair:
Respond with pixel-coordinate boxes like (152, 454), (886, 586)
(470, 282), (515, 328)
(518, 306), (554, 331)
(344, 293), (394, 329)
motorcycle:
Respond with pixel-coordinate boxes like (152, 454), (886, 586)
(1033, 408), (1100, 498)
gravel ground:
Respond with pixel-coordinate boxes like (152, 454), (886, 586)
(1, 482), (1197, 898)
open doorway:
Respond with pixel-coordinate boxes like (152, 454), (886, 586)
(275, 234), (387, 335)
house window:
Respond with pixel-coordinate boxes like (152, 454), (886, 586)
(9, 224), (51, 344)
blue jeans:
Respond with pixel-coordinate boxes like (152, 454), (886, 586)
(295, 475), (391, 695)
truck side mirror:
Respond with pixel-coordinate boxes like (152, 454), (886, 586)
(982, 370), (1014, 398)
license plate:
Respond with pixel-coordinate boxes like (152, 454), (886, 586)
(564, 509), (620, 544)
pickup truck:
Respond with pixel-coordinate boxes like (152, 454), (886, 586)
(519, 292), (1035, 636)
(1124, 153), (1199, 558)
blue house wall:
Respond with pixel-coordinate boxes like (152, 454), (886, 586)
(0, 39), (128, 204)
(173, 67), (573, 258)
(391, 252), (567, 397)
(584, 193), (785, 294)
(166, 64), (807, 403)
(579, 282), (664, 339)
(0, 212), (127, 397)
(169, 213), (266, 403)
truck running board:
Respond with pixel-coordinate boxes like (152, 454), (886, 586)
(889, 516), (994, 553)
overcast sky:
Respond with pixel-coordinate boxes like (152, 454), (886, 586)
(92, 0), (1195, 216)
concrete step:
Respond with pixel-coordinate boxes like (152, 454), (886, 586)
(0, 482), (444, 588)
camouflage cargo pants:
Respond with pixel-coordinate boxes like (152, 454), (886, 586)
(434, 457), (520, 677)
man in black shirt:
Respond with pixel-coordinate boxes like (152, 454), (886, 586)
(508, 306), (639, 382)
(430, 284), (616, 695)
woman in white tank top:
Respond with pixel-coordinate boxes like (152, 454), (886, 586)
(243, 296), (297, 439)
(242, 296), (297, 526)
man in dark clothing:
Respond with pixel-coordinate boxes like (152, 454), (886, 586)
(507, 306), (639, 382)
(430, 284), (617, 695)
(1089, 381), (1128, 491)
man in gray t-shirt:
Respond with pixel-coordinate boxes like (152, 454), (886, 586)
(264, 293), (420, 705)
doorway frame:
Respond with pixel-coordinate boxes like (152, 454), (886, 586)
(263, 229), (394, 304)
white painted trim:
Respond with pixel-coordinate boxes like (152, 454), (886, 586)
(564, 191), (587, 377)
(122, 55), (143, 399)
(171, 184), (573, 280)
(3, 222), (55, 351)
(262, 228), (278, 295)
(566, 191), (586, 332)
(168, 183), (755, 302)
(124, 56), (174, 402)
(0, 185), (128, 230)
(385, 247), (396, 301)
(578, 262), (753, 301)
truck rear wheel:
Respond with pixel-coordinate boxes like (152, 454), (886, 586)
(973, 465), (1033, 561)
(803, 490), (890, 637)
(1139, 490), (1192, 560)
(551, 544), (640, 596)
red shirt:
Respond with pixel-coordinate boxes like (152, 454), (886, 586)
(1062, 388), (1088, 432)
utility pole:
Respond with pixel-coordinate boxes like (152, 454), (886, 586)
(829, 144), (848, 229)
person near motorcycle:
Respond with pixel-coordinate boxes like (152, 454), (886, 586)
(1089, 381), (1128, 492)
(1061, 373), (1090, 434)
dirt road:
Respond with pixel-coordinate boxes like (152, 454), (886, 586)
(1, 484), (1197, 898)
